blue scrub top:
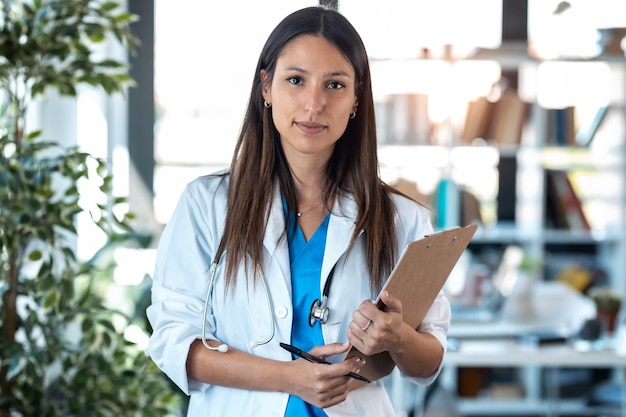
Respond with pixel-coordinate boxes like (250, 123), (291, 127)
(283, 199), (330, 417)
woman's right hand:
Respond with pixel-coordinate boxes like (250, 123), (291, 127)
(285, 343), (364, 408)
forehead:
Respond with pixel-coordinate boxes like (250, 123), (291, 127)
(277, 34), (355, 76)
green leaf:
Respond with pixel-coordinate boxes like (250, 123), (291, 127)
(101, 2), (121, 12)
(113, 12), (139, 24)
(43, 290), (59, 309)
(102, 332), (112, 347)
(25, 130), (42, 139)
(97, 59), (124, 68)
(27, 249), (43, 261)
(87, 30), (106, 43)
(99, 319), (116, 333)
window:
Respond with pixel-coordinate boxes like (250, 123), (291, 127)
(152, 1), (504, 225)
(153, 0), (317, 223)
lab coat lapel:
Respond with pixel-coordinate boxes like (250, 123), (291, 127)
(262, 189), (291, 291)
(324, 194), (359, 276)
(262, 191), (360, 303)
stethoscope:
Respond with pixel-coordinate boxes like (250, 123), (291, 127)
(201, 257), (337, 352)
(308, 264), (336, 327)
(201, 260), (275, 353)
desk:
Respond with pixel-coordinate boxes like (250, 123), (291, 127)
(438, 281), (626, 416)
(441, 338), (626, 416)
(445, 338), (626, 368)
(388, 282), (624, 416)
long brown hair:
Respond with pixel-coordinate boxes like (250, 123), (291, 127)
(216, 6), (398, 292)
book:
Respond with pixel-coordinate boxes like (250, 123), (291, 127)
(545, 172), (569, 230)
(344, 224), (479, 387)
(545, 106), (577, 146)
(383, 93), (432, 144)
(461, 96), (495, 144)
(488, 89), (529, 146)
(461, 89), (529, 146)
(545, 169), (591, 231)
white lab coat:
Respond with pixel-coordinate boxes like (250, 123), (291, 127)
(147, 172), (450, 417)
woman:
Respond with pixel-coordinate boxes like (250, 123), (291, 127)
(147, 6), (450, 417)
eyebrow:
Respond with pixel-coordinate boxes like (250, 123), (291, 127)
(284, 65), (352, 78)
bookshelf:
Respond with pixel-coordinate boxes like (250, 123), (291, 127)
(376, 50), (626, 286)
(374, 43), (626, 415)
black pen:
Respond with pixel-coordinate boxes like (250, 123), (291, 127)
(279, 342), (371, 383)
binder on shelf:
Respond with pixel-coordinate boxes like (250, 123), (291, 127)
(435, 177), (461, 230)
(344, 224), (479, 387)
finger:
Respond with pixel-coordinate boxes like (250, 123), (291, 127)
(351, 308), (372, 331)
(380, 290), (402, 313)
(357, 299), (378, 316)
(328, 390), (349, 406)
(315, 387), (349, 409)
(360, 319), (372, 331)
(309, 342), (350, 359)
(347, 322), (367, 349)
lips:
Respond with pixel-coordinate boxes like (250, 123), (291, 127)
(296, 121), (327, 135)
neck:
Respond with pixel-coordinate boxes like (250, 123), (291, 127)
(297, 200), (324, 217)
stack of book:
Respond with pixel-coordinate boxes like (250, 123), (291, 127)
(461, 89), (530, 146)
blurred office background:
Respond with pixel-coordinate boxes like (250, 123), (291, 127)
(26, 0), (626, 415)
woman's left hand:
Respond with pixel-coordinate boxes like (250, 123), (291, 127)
(347, 290), (407, 356)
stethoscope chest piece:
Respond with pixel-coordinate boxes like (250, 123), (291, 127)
(308, 263), (337, 327)
(309, 297), (329, 327)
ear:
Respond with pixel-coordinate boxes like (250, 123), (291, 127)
(260, 69), (271, 102)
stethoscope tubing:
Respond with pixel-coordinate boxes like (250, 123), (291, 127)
(202, 260), (276, 350)
(201, 257), (336, 350)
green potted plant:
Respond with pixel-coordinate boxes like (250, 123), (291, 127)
(0, 1), (182, 415)
(588, 286), (622, 334)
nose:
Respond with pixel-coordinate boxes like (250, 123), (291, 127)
(305, 87), (326, 115)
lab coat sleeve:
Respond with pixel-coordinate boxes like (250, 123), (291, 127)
(146, 179), (221, 395)
(396, 199), (451, 385)
(413, 291), (451, 384)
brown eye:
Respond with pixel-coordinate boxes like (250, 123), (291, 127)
(327, 81), (345, 90)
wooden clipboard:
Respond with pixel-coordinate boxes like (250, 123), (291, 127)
(344, 224), (478, 386)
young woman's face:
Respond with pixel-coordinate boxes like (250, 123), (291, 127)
(262, 35), (358, 163)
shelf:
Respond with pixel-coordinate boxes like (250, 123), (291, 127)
(469, 42), (536, 70)
(375, 42), (626, 416)
(455, 398), (613, 416)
